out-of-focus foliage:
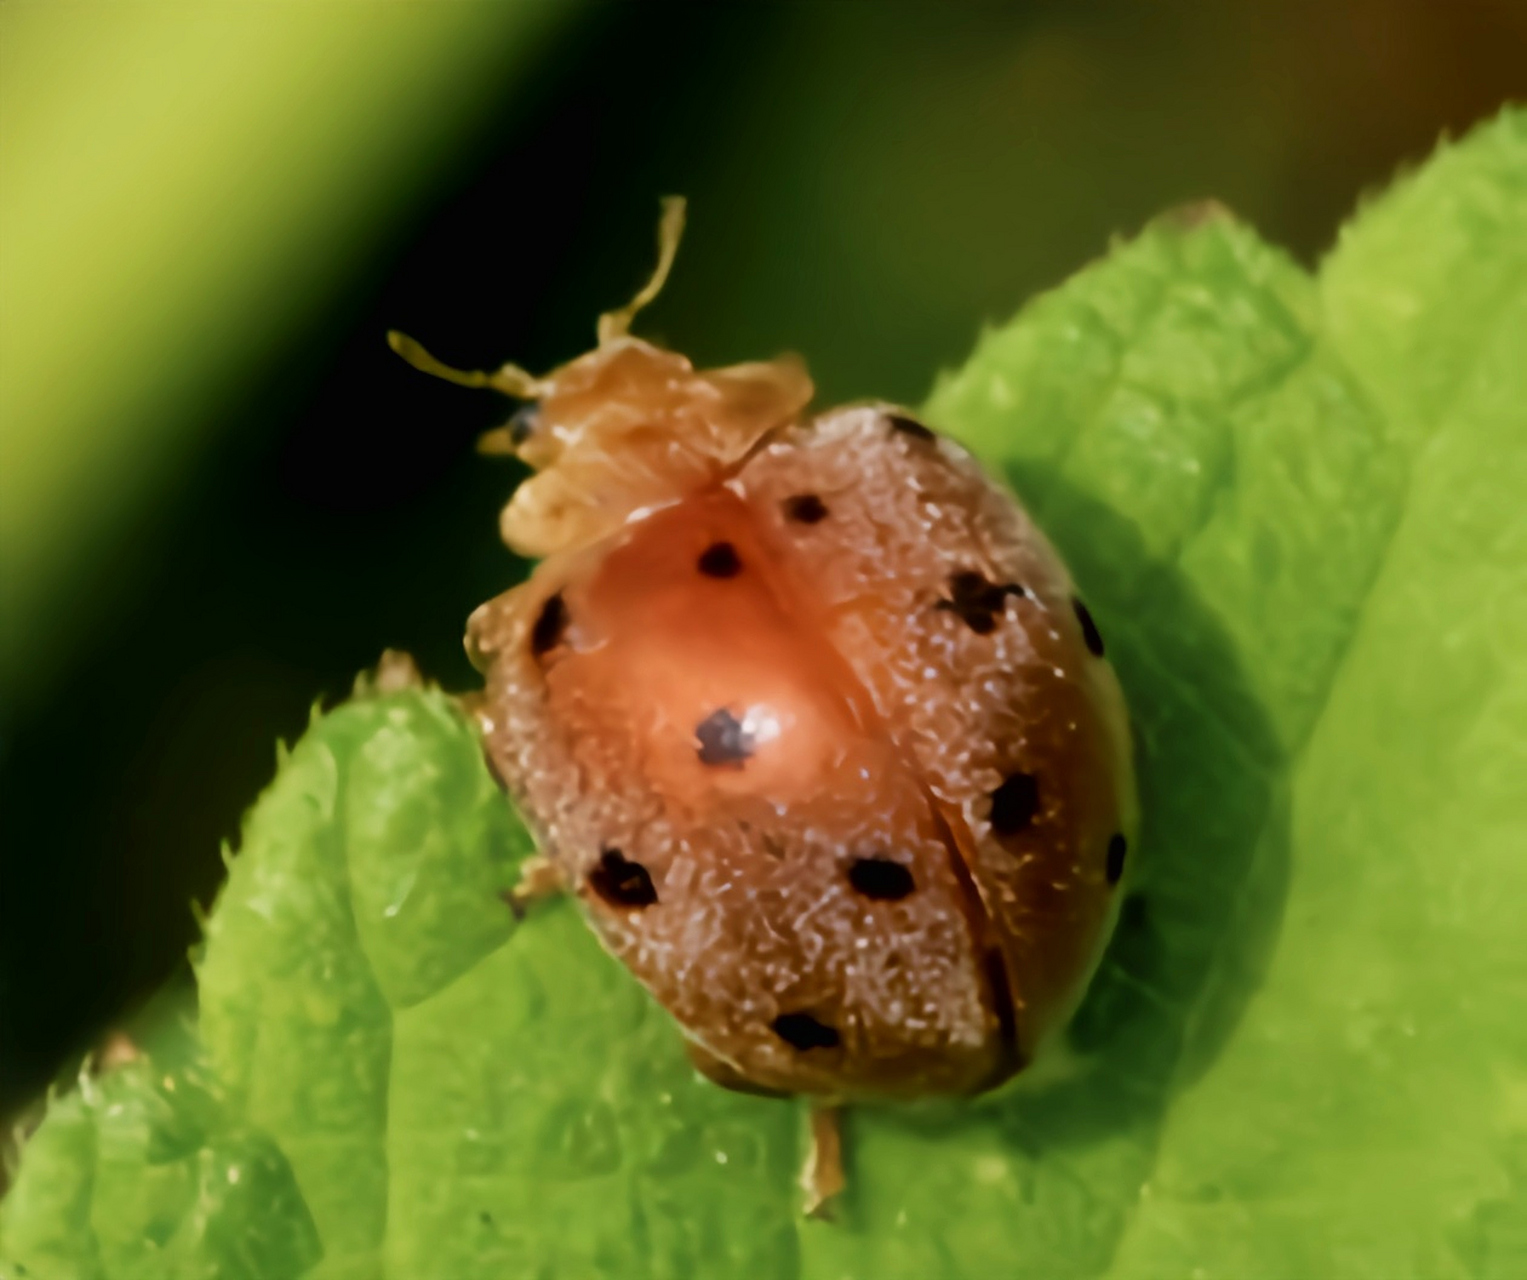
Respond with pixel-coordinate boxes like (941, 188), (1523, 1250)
(0, 0), (565, 701)
(3, 109), (1522, 1280)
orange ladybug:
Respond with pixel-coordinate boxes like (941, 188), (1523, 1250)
(390, 199), (1136, 1213)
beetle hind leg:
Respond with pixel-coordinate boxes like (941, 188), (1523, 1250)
(802, 1102), (846, 1219)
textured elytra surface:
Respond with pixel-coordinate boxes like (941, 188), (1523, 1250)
(469, 403), (1131, 1099)
(2, 109), (1524, 1280)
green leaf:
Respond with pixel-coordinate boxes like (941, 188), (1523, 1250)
(194, 693), (533, 1279)
(384, 901), (799, 1279)
(0, 1057), (321, 1280)
(4, 109), (1524, 1279)
(1108, 109), (1527, 1280)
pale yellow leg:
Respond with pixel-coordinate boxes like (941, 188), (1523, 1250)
(801, 1103), (846, 1218)
(506, 854), (564, 916)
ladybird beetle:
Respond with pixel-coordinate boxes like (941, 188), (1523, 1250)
(390, 199), (1136, 1213)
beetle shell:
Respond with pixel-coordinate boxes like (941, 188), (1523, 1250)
(464, 335), (1135, 1101)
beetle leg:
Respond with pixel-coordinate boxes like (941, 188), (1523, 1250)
(802, 1102), (846, 1218)
(505, 854), (564, 917)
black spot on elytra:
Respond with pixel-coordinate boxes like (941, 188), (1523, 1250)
(1106, 834), (1128, 885)
(588, 848), (658, 908)
(847, 856), (916, 901)
(990, 772), (1040, 836)
(698, 541), (742, 577)
(696, 708), (754, 766)
(783, 493), (829, 524)
(1073, 598), (1105, 656)
(886, 413), (936, 442)
(937, 570), (1029, 635)
(530, 593), (568, 657)
(772, 1012), (840, 1051)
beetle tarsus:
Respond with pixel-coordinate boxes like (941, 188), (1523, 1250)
(505, 854), (565, 918)
(802, 1103), (846, 1219)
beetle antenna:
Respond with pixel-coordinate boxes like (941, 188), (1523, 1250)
(386, 330), (547, 399)
(597, 195), (687, 345)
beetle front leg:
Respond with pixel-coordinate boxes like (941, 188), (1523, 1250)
(503, 854), (565, 917)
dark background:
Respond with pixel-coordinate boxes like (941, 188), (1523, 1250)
(3, 0), (1524, 1122)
